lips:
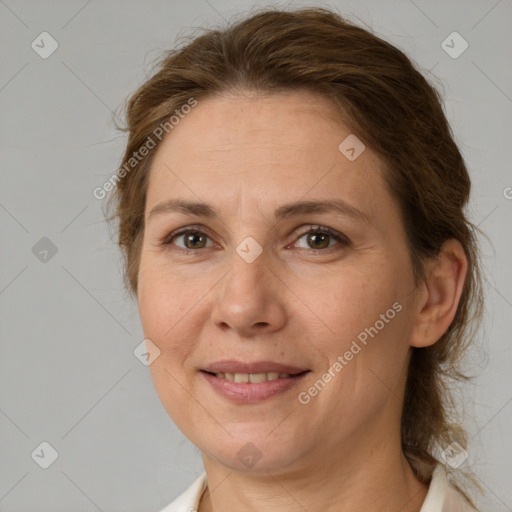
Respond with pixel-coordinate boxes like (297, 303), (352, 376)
(200, 361), (311, 403)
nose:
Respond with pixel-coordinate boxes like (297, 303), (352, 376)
(210, 246), (287, 337)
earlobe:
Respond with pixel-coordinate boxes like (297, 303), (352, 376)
(410, 239), (468, 348)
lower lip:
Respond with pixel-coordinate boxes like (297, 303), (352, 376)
(200, 371), (310, 404)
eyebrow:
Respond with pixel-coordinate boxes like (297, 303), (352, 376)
(147, 198), (370, 224)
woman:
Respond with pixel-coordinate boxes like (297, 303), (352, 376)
(109, 7), (484, 512)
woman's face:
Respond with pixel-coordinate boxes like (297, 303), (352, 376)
(138, 91), (421, 474)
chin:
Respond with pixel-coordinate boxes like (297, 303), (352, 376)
(199, 430), (304, 474)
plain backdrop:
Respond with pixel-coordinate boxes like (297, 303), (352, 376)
(1, 0), (511, 510)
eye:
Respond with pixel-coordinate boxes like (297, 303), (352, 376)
(162, 228), (214, 250)
(293, 226), (350, 251)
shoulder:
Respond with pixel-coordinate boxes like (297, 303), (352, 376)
(157, 472), (207, 512)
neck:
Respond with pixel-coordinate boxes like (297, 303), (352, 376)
(198, 434), (428, 512)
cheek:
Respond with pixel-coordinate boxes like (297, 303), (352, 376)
(303, 264), (400, 336)
(137, 268), (199, 424)
(302, 261), (411, 385)
(137, 261), (196, 359)
(137, 271), (225, 442)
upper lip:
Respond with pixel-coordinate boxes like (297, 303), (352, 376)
(202, 360), (309, 375)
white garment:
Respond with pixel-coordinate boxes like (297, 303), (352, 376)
(158, 463), (475, 512)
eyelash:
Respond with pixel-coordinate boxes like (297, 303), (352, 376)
(160, 224), (350, 253)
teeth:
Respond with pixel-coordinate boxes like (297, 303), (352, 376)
(216, 371), (291, 382)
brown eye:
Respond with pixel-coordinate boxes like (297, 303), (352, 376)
(306, 232), (330, 249)
(183, 231), (208, 249)
(164, 229), (213, 250)
(294, 226), (349, 251)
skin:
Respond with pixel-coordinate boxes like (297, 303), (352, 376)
(137, 90), (468, 512)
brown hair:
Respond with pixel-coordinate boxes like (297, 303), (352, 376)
(108, 6), (484, 508)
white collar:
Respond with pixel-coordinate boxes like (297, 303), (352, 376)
(420, 464), (449, 512)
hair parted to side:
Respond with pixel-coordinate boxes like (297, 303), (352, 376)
(108, 6), (484, 508)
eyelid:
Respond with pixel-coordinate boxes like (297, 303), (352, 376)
(298, 224), (348, 239)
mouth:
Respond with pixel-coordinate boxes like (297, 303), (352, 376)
(200, 369), (310, 383)
(199, 360), (311, 403)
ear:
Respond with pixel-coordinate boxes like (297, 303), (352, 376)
(410, 239), (468, 348)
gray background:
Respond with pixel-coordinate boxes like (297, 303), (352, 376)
(1, 0), (511, 510)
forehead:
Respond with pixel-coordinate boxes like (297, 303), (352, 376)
(157, 90), (353, 159)
(146, 90), (396, 225)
